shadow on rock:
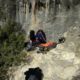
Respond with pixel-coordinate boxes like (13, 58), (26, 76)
(72, 75), (80, 80)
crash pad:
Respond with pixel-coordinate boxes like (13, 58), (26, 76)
(39, 42), (57, 48)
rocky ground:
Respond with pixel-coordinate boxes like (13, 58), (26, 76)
(9, 26), (80, 80)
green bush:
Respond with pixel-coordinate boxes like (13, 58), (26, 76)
(0, 21), (25, 80)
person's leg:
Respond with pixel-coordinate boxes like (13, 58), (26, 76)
(26, 41), (32, 51)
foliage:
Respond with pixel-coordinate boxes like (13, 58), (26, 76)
(0, 21), (25, 80)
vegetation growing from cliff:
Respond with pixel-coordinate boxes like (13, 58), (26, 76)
(0, 21), (25, 80)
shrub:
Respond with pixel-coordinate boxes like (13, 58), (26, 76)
(0, 21), (25, 80)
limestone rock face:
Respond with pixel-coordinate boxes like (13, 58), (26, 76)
(15, 0), (80, 41)
(9, 27), (80, 80)
(1, 1), (80, 39)
(0, 0), (80, 80)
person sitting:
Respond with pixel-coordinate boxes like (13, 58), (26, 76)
(26, 30), (36, 51)
(26, 30), (46, 51)
(29, 30), (36, 43)
(36, 29), (46, 44)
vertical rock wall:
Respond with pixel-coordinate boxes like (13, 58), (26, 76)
(0, 0), (80, 41)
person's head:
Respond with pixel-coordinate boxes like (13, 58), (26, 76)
(30, 30), (35, 35)
(24, 67), (44, 80)
(37, 29), (44, 33)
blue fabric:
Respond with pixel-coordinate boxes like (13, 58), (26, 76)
(36, 32), (46, 43)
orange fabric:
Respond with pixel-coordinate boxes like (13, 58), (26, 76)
(40, 42), (56, 47)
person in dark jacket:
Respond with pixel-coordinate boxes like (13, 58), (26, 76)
(26, 30), (36, 51)
(29, 30), (36, 42)
(36, 29), (46, 43)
